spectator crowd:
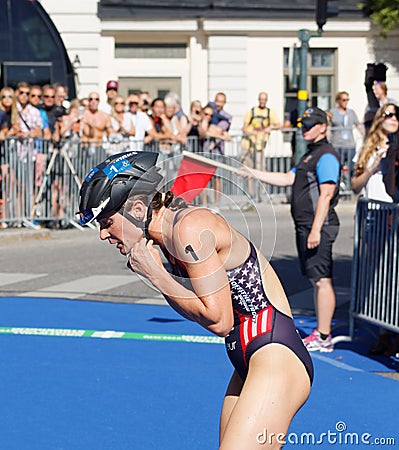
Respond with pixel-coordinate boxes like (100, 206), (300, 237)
(3, 76), (396, 168)
(0, 80), (240, 155)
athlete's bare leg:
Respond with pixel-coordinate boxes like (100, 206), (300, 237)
(219, 344), (311, 450)
(220, 370), (243, 441)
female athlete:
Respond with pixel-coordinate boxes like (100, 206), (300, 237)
(78, 151), (313, 449)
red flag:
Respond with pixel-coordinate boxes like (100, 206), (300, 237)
(171, 155), (216, 203)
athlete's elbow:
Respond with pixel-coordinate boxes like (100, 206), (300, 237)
(210, 324), (232, 337)
(208, 316), (234, 337)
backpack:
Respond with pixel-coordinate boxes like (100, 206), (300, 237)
(241, 107), (271, 153)
(247, 107), (270, 131)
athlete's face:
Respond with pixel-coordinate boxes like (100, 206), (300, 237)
(98, 212), (143, 255)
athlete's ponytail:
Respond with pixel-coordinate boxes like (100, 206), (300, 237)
(151, 191), (187, 212)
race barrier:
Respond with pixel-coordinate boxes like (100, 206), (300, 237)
(0, 133), (292, 229)
(0, 128), (355, 229)
(349, 198), (399, 337)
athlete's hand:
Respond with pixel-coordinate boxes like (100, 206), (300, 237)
(146, 239), (164, 267)
(307, 230), (320, 249)
(128, 238), (163, 279)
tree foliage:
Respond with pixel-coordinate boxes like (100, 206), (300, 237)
(361, 0), (399, 36)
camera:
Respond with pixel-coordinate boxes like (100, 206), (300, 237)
(365, 62), (387, 86)
(53, 105), (66, 119)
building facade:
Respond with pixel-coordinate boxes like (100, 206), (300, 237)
(41, 0), (399, 133)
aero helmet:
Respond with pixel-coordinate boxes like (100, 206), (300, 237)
(78, 151), (162, 226)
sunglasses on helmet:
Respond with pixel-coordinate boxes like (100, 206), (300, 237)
(77, 198), (110, 225)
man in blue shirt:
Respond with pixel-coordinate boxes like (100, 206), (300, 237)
(208, 92), (232, 131)
(29, 86), (51, 139)
(238, 107), (340, 352)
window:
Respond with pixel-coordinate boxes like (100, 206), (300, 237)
(308, 49), (335, 110)
(115, 43), (186, 59)
(311, 75), (332, 110)
(284, 48), (336, 120)
(118, 77), (181, 101)
(311, 50), (333, 68)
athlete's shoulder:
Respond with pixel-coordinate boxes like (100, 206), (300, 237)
(171, 207), (226, 264)
(174, 207), (223, 235)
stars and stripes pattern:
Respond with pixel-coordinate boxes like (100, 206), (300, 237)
(240, 305), (273, 347)
(226, 244), (274, 361)
(227, 253), (271, 319)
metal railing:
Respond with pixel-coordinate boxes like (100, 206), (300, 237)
(0, 128), (358, 229)
(0, 133), (295, 229)
(349, 198), (399, 336)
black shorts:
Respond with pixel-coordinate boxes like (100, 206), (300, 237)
(295, 224), (339, 282)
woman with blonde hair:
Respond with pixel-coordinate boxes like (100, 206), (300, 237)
(58, 98), (86, 140)
(0, 87), (20, 224)
(0, 87), (20, 138)
(352, 103), (399, 357)
(352, 103), (398, 201)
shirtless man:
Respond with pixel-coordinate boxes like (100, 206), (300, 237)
(82, 92), (112, 143)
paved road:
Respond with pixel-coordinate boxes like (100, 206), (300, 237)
(0, 199), (357, 313)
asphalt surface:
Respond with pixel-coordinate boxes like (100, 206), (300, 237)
(0, 199), (356, 310)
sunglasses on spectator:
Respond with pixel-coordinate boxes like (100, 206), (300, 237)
(2, 94), (13, 99)
(383, 110), (398, 120)
(19, 90), (30, 95)
(301, 122), (320, 131)
(89, 97), (100, 101)
(114, 101), (125, 105)
(129, 101), (139, 105)
(44, 95), (55, 98)
(30, 94), (41, 98)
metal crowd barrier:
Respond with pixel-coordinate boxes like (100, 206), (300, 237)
(0, 133), (295, 229)
(329, 125), (364, 199)
(330, 143), (357, 200)
(349, 198), (399, 337)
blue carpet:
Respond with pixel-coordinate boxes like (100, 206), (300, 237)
(0, 297), (398, 450)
